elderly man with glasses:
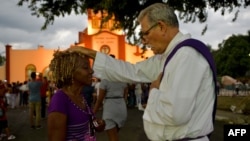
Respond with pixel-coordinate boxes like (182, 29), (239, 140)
(70, 3), (216, 141)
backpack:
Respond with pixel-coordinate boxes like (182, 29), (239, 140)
(161, 38), (218, 138)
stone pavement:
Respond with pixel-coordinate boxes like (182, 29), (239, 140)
(2, 106), (249, 141)
(4, 107), (48, 141)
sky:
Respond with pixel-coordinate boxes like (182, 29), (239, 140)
(0, 0), (249, 56)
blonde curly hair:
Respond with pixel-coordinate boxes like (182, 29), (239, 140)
(49, 50), (87, 88)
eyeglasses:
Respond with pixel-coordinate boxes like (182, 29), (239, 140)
(139, 23), (158, 40)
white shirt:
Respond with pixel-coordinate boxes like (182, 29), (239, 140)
(94, 82), (101, 97)
(19, 84), (28, 91)
(135, 83), (143, 95)
(93, 32), (215, 141)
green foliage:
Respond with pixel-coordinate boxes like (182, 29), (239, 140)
(213, 31), (250, 78)
(0, 55), (5, 66)
(17, 0), (250, 45)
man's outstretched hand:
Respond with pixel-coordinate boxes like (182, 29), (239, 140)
(67, 46), (97, 59)
(67, 46), (86, 53)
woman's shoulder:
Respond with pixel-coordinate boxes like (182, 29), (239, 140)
(48, 89), (69, 113)
(53, 89), (67, 98)
(50, 90), (70, 104)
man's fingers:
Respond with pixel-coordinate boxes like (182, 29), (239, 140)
(157, 72), (163, 81)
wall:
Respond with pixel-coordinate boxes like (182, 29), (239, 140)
(0, 64), (6, 80)
(8, 46), (58, 83)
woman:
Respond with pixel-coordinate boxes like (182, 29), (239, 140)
(93, 54), (128, 141)
(48, 50), (104, 141)
(93, 79), (128, 141)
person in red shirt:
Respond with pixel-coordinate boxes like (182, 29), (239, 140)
(0, 81), (16, 140)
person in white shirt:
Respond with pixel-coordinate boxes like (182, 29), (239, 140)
(93, 78), (101, 104)
(235, 80), (241, 95)
(69, 3), (216, 141)
(134, 83), (144, 111)
(19, 81), (29, 107)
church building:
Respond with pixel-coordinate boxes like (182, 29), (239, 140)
(1, 9), (153, 83)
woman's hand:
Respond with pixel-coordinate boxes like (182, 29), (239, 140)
(93, 118), (105, 132)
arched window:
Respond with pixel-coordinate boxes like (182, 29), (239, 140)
(25, 64), (36, 81)
(42, 66), (51, 80)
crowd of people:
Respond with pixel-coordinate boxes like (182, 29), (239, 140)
(0, 73), (58, 140)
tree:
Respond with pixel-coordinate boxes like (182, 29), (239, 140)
(17, 0), (249, 46)
(213, 31), (250, 78)
(0, 55), (6, 66)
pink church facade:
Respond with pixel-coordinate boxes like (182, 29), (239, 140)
(1, 10), (153, 83)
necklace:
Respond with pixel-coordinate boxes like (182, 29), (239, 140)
(64, 87), (86, 110)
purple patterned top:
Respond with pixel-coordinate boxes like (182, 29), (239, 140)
(48, 90), (96, 141)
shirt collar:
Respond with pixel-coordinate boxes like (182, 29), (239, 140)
(157, 32), (191, 60)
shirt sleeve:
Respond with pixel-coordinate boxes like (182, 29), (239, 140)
(93, 52), (162, 83)
(48, 91), (68, 115)
(99, 79), (107, 90)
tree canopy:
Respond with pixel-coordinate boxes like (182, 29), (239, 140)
(213, 31), (250, 78)
(17, 0), (249, 45)
(0, 55), (5, 66)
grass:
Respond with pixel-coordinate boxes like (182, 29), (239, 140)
(217, 95), (250, 115)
